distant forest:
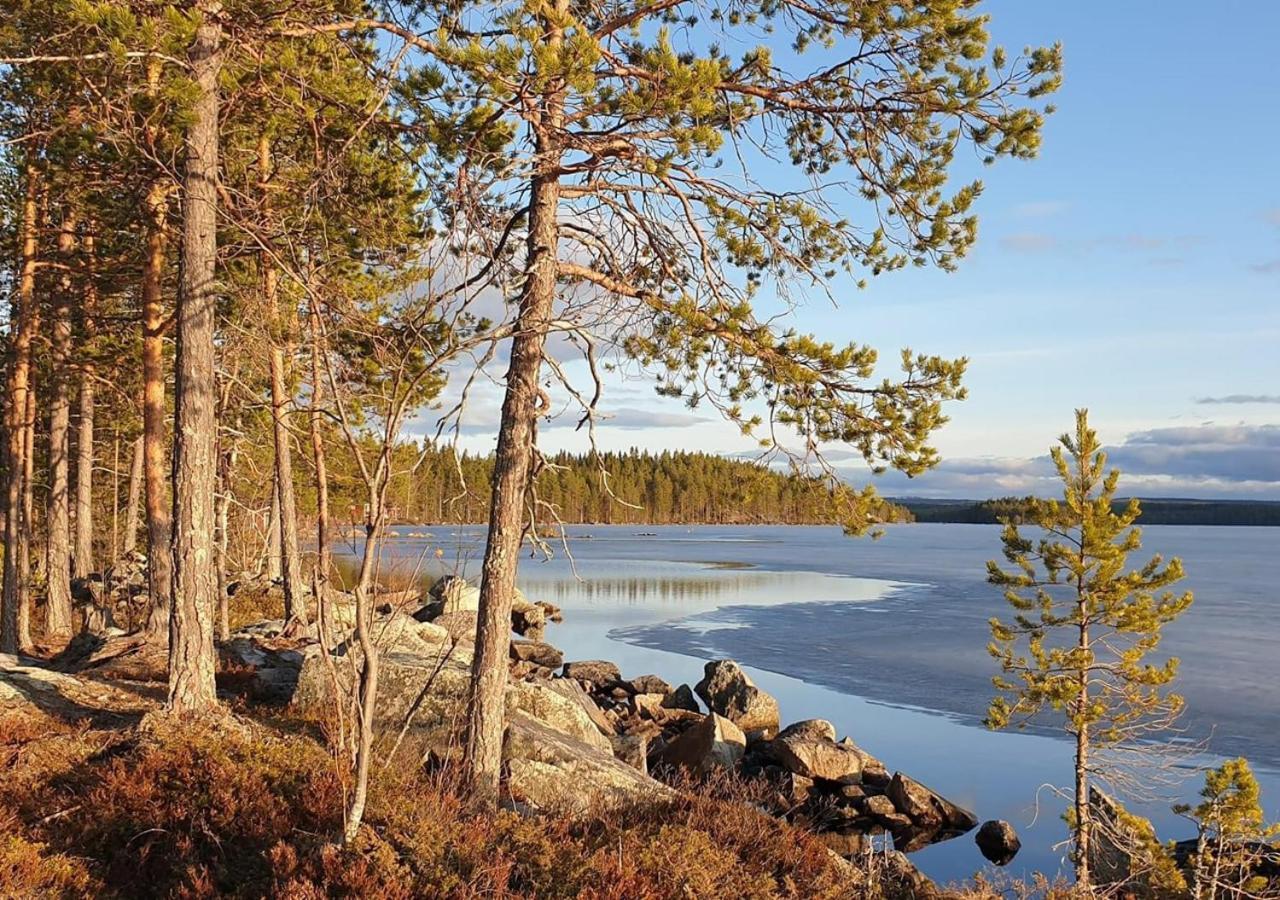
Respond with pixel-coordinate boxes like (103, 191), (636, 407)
(361, 448), (911, 527)
(898, 497), (1280, 527)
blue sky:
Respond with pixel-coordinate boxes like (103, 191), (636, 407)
(441, 1), (1280, 499)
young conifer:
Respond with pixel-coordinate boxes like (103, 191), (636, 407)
(986, 408), (1193, 890)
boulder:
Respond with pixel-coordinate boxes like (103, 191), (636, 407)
(770, 733), (866, 783)
(976, 820), (1021, 866)
(776, 719), (837, 743)
(510, 590), (547, 636)
(609, 733), (649, 774)
(432, 611), (478, 642)
(625, 674), (671, 696)
(694, 660), (779, 739)
(292, 648), (472, 744)
(503, 710), (672, 814)
(887, 773), (977, 832)
(661, 683), (700, 712)
(630, 692), (666, 719)
(430, 575), (480, 613)
(509, 639), (564, 669)
(506, 681), (612, 752)
(561, 659), (621, 688)
(655, 712), (745, 775)
(545, 678), (614, 736)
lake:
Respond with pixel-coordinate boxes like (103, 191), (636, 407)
(363, 522), (1280, 887)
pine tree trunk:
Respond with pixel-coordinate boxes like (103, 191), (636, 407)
(20, 387), (36, 641)
(168, 3), (222, 714)
(307, 293), (331, 599)
(1074, 587), (1092, 890)
(259, 135), (306, 623)
(267, 480), (282, 580)
(123, 435), (143, 555)
(142, 182), (174, 640)
(73, 232), (97, 579)
(1, 166), (39, 654)
(464, 25), (566, 800)
(45, 211), (77, 639)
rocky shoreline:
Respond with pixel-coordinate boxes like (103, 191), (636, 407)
(213, 574), (1021, 889)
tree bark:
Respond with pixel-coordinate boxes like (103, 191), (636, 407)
(123, 435), (143, 555)
(464, 11), (567, 801)
(1, 165), (39, 654)
(142, 181), (175, 640)
(258, 134), (306, 623)
(45, 210), (77, 639)
(168, 1), (222, 714)
(267, 478), (282, 580)
(73, 231), (98, 579)
(307, 292), (331, 604)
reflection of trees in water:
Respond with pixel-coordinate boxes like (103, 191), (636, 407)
(528, 573), (774, 605)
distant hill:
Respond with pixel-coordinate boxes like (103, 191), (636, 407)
(894, 496), (1280, 526)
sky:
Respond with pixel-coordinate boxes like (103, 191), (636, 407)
(428, 1), (1280, 500)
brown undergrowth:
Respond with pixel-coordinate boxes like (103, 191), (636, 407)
(0, 689), (956, 900)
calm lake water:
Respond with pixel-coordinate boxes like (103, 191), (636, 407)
(365, 523), (1280, 886)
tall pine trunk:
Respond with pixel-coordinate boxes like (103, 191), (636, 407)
(168, 2), (222, 714)
(45, 210), (77, 639)
(73, 231), (97, 579)
(123, 435), (143, 555)
(258, 135), (306, 623)
(307, 292), (331, 603)
(464, 13), (566, 799)
(1, 166), (39, 653)
(142, 182), (175, 639)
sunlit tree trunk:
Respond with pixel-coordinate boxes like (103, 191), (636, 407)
(142, 182), (174, 640)
(258, 135), (306, 623)
(45, 210), (77, 639)
(168, 1), (222, 714)
(307, 292), (331, 604)
(73, 231), (98, 579)
(1, 166), (40, 654)
(465, 5), (566, 800)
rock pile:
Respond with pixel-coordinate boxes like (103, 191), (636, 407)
(219, 574), (980, 874)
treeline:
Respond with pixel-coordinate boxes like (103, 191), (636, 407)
(900, 496), (1280, 526)
(351, 447), (912, 526)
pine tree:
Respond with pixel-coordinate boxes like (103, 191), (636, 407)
(1176, 759), (1280, 900)
(986, 409), (1194, 890)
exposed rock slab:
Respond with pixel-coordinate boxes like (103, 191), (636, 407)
(503, 710), (672, 814)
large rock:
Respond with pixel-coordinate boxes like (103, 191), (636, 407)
(661, 683), (700, 712)
(655, 712), (745, 775)
(887, 773), (977, 832)
(625, 674), (671, 696)
(292, 647), (473, 744)
(694, 660), (779, 739)
(510, 591), (547, 636)
(561, 660), (621, 688)
(506, 681), (611, 753)
(430, 575), (480, 613)
(776, 719), (837, 743)
(503, 711), (672, 814)
(432, 611), (478, 642)
(545, 678), (615, 737)
(976, 820), (1021, 866)
(509, 639), (563, 669)
(770, 733), (866, 783)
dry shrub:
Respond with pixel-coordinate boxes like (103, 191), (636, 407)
(0, 701), (1038, 899)
(0, 831), (97, 897)
(226, 585), (286, 632)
